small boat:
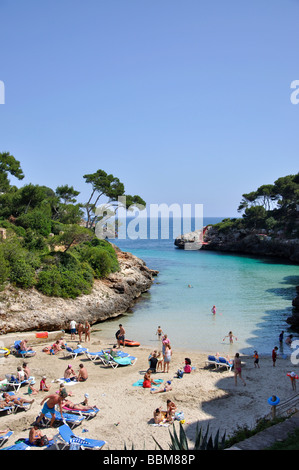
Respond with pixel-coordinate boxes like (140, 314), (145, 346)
(119, 339), (140, 347)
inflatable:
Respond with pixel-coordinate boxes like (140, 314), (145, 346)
(119, 339), (140, 347)
(0, 348), (10, 357)
(268, 396), (280, 406)
(287, 372), (299, 379)
(36, 332), (48, 339)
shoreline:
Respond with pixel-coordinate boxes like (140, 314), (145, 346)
(1, 330), (298, 450)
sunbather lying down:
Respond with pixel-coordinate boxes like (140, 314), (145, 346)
(2, 393), (34, 406)
(150, 381), (172, 394)
(62, 399), (97, 411)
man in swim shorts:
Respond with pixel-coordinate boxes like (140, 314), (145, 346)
(117, 324), (126, 348)
(35, 388), (67, 427)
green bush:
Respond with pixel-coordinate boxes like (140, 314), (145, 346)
(16, 209), (52, 236)
(0, 248), (10, 288)
(37, 262), (93, 298)
(9, 258), (36, 288)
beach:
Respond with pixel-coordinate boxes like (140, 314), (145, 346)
(0, 331), (298, 450)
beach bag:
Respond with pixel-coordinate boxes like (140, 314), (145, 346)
(36, 435), (49, 447)
(176, 369), (184, 379)
(175, 411), (184, 421)
(115, 329), (120, 339)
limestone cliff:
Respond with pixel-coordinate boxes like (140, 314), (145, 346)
(0, 246), (158, 334)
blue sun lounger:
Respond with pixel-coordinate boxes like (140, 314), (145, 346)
(54, 424), (106, 450)
(0, 431), (13, 448)
(43, 410), (85, 429)
(62, 405), (100, 420)
(0, 442), (30, 450)
(64, 346), (88, 359)
(11, 341), (36, 358)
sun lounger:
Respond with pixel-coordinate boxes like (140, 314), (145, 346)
(1, 391), (33, 413)
(0, 442), (30, 450)
(205, 355), (233, 371)
(11, 341), (36, 358)
(62, 405), (99, 419)
(5, 374), (33, 393)
(53, 423), (106, 450)
(42, 410), (85, 429)
(101, 352), (137, 368)
(64, 346), (88, 359)
(0, 431), (13, 448)
(0, 403), (14, 416)
(22, 438), (54, 449)
(84, 350), (104, 362)
(217, 357), (234, 371)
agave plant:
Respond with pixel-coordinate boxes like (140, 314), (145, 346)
(153, 422), (226, 451)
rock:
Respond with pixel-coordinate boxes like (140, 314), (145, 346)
(0, 247), (159, 334)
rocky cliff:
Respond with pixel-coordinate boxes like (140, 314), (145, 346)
(0, 245), (158, 334)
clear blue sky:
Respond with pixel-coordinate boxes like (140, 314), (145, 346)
(0, 0), (298, 217)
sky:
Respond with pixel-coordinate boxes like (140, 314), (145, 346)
(0, 0), (298, 217)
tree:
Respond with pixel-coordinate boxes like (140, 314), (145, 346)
(56, 185), (80, 204)
(0, 152), (24, 193)
(58, 224), (93, 252)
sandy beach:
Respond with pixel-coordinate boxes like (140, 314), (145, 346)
(0, 331), (298, 450)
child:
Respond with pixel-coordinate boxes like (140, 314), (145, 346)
(28, 379), (39, 395)
(40, 376), (50, 392)
(253, 351), (260, 368)
(184, 358), (192, 373)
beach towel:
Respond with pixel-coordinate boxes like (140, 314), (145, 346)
(132, 379), (164, 387)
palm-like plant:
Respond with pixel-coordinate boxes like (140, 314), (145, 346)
(153, 422), (226, 451)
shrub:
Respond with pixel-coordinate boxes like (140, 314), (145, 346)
(9, 258), (36, 288)
(16, 209), (52, 236)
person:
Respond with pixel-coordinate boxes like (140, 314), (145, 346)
(253, 350), (260, 368)
(77, 364), (88, 382)
(28, 379), (39, 396)
(211, 305), (216, 315)
(64, 365), (77, 381)
(77, 322), (84, 342)
(62, 398), (97, 411)
(22, 362), (31, 380)
(223, 331), (237, 344)
(40, 376), (51, 392)
(35, 388), (67, 428)
(69, 320), (77, 340)
(84, 321), (91, 342)
(153, 407), (165, 424)
(286, 335), (293, 346)
(150, 380), (172, 394)
(233, 353), (246, 386)
(52, 340), (62, 355)
(156, 326), (163, 340)
(156, 351), (164, 372)
(288, 372), (298, 391)
(279, 331), (284, 344)
(148, 352), (158, 373)
(81, 393), (89, 406)
(29, 424), (46, 446)
(272, 346), (278, 367)
(166, 399), (177, 422)
(16, 366), (25, 382)
(2, 392), (35, 406)
(163, 344), (172, 373)
(117, 324), (126, 348)
(20, 339), (30, 351)
(183, 358), (192, 373)
(143, 370), (159, 388)
(58, 337), (66, 348)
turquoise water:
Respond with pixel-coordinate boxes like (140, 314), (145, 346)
(96, 218), (299, 356)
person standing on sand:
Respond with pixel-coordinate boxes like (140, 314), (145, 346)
(77, 322), (84, 342)
(272, 346), (279, 366)
(234, 353), (246, 386)
(69, 320), (77, 340)
(84, 321), (91, 342)
(117, 324), (126, 348)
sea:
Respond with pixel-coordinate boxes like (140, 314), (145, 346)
(93, 216), (299, 357)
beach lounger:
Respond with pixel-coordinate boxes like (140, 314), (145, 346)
(205, 355), (219, 368)
(0, 442), (30, 450)
(0, 431), (13, 448)
(217, 357), (234, 371)
(42, 410), (85, 429)
(64, 346), (88, 359)
(11, 341), (36, 358)
(54, 423), (106, 450)
(22, 438), (54, 449)
(5, 374), (33, 393)
(62, 405), (99, 420)
(0, 403), (14, 416)
(2, 391), (33, 413)
(84, 350), (104, 362)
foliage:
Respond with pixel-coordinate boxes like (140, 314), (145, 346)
(0, 151), (24, 193)
(152, 422), (226, 451)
